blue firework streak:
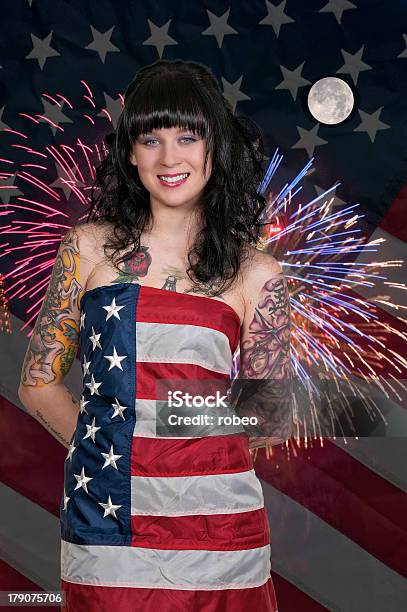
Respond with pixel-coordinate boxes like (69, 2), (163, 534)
(231, 150), (407, 440)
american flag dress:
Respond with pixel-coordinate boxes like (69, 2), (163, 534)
(60, 282), (278, 611)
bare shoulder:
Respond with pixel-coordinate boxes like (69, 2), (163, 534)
(64, 220), (114, 292)
(69, 220), (111, 264)
(239, 244), (284, 302)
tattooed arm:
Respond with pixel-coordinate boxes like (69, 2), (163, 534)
(231, 255), (293, 449)
(18, 224), (93, 449)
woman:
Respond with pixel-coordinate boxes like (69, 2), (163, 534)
(18, 59), (292, 611)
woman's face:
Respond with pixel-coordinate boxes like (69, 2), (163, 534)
(129, 126), (212, 209)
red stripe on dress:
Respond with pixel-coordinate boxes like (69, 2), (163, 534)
(61, 577), (278, 612)
(255, 440), (407, 578)
(136, 285), (241, 353)
(136, 361), (230, 399)
(131, 434), (252, 476)
(130, 509), (270, 550)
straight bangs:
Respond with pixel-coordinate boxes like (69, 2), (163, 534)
(125, 75), (212, 143)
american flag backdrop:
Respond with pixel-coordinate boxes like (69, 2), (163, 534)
(0, 1), (407, 611)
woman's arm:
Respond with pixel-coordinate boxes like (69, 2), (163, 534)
(18, 225), (90, 449)
(232, 253), (293, 450)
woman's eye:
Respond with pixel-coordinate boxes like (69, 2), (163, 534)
(144, 137), (197, 146)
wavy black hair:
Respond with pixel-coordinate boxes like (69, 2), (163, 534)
(84, 59), (268, 297)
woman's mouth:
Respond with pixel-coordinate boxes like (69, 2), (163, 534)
(157, 173), (190, 187)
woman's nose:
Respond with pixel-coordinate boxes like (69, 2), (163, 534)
(159, 144), (181, 166)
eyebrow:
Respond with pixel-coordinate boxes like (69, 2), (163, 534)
(142, 128), (194, 136)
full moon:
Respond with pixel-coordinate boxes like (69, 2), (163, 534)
(307, 77), (354, 125)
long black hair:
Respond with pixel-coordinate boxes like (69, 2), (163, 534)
(85, 59), (268, 297)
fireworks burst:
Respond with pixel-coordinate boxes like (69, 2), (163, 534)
(247, 149), (407, 444)
(1, 82), (406, 448)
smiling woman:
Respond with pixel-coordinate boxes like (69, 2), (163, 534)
(19, 59), (290, 612)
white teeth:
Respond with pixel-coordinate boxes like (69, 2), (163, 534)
(158, 173), (189, 183)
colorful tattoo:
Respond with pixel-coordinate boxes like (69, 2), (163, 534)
(112, 245), (152, 283)
(20, 227), (82, 387)
(240, 273), (291, 379)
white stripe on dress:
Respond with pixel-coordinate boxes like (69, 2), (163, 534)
(61, 540), (271, 590)
(136, 322), (232, 374)
(130, 470), (264, 516)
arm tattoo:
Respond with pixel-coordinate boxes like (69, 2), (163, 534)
(233, 272), (293, 440)
(241, 273), (290, 379)
(20, 227), (82, 387)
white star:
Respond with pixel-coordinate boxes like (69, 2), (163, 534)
(336, 45), (372, 85)
(111, 397), (127, 420)
(275, 62), (311, 100)
(83, 416), (101, 443)
(0, 173), (23, 204)
(259, 0), (294, 37)
(319, 0), (357, 24)
(292, 124), (328, 157)
(79, 395), (90, 414)
(102, 297), (125, 321)
(98, 495), (122, 519)
(82, 357), (91, 377)
(398, 33), (407, 59)
(104, 346), (127, 371)
(86, 25), (120, 63)
(80, 311), (86, 330)
(74, 466), (93, 493)
(221, 75), (251, 114)
(25, 31), (60, 70)
(142, 18), (178, 59)
(353, 107), (390, 143)
(89, 326), (102, 351)
(63, 488), (70, 510)
(85, 374), (102, 396)
(97, 92), (123, 129)
(202, 9), (238, 48)
(101, 444), (123, 469)
(36, 97), (72, 136)
(66, 441), (77, 461)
